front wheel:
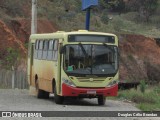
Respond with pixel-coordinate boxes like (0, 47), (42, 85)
(98, 96), (106, 105)
(35, 80), (49, 99)
(54, 85), (64, 104)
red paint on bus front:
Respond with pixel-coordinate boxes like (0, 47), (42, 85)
(62, 83), (118, 97)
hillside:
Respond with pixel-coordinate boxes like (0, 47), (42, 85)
(0, 0), (159, 84)
(119, 34), (160, 84)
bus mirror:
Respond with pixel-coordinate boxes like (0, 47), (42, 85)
(60, 46), (66, 54)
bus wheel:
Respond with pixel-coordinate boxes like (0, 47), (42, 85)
(54, 86), (64, 104)
(35, 80), (49, 99)
(43, 91), (49, 99)
(98, 96), (106, 105)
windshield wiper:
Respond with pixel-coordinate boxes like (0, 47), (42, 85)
(78, 43), (89, 58)
(103, 43), (115, 53)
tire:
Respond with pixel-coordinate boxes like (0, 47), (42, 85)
(54, 85), (64, 104)
(98, 96), (106, 105)
(35, 80), (49, 99)
(43, 91), (49, 99)
(78, 97), (84, 100)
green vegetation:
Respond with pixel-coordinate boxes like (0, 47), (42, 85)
(1, 47), (20, 70)
(117, 85), (160, 111)
(0, 0), (160, 37)
(44, 0), (160, 37)
(140, 80), (146, 93)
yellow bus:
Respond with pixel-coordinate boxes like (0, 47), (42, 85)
(27, 30), (119, 105)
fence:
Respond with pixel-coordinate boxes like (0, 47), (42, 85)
(0, 69), (28, 89)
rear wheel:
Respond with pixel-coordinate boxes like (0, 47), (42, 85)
(43, 91), (49, 99)
(54, 85), (64, 104)
(35, 80), (49, 99)
(98, 96), (106, 105)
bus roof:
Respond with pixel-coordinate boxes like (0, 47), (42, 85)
(30, 30), (117, 40)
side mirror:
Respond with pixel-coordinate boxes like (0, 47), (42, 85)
(60, 46), (66, 54)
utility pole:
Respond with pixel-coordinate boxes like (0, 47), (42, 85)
(31, 0), (37, 34)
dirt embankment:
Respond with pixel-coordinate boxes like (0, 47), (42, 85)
(0, 20), (27, 55)
(0, 18), (57, 70)
(9, 19), (58, 43)
(119, 34), (160, 83)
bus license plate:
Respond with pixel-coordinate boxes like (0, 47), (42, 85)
(87, 90), (96, 94)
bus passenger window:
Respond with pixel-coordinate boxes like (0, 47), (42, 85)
(37, 40), (43, 60)
(42, 40), (48, 60)
(47, 40), (54, 60)
(53, 40), (58, 61)
(34, 40), (39, 59)
(54, 40), (58, 50)
(36, 40), (39, 49)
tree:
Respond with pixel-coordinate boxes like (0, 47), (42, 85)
(139, 0), (158, 22)
(99, 0), (125, 14)
(126, 0), (158, 22)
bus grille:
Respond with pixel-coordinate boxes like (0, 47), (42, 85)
(76, 77), (105, 82)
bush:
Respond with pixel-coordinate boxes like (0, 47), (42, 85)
(140, 80), (146, 93)
(2, 47), (20, 70)
(117, 86), (160, 111)
(132, 93), (156, 104)
(150, 15), (160, 26)
(112, 18), (124, 32)
(101, 10), (109, 24)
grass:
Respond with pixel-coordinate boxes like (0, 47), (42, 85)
(115, 85), (160, 111)
(41, 3), (160, 38)
(103, 13), (160, 37)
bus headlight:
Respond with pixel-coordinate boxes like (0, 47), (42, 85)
(62, 78), (76, 87)
(106, 80), (119, 87)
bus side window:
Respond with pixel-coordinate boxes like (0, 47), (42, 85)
(42, 40), (48, 60)
(47, 40), (54, 60)
(37, 40), (43, 60)
(34, 40), (38, 59)
(53, 40), (58, 61)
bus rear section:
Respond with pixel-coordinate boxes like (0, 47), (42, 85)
(28, 31), (119, 105)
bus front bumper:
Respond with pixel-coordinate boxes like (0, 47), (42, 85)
(62, 83), (118, 97)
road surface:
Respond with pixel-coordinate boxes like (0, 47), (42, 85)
(0, 89), (158, 120)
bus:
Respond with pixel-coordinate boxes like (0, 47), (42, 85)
(27, 30), (119, 105)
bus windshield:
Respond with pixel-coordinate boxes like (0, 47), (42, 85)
(63, 44), (118, 77)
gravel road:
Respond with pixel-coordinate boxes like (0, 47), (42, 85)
(0, 89), (158, 120)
